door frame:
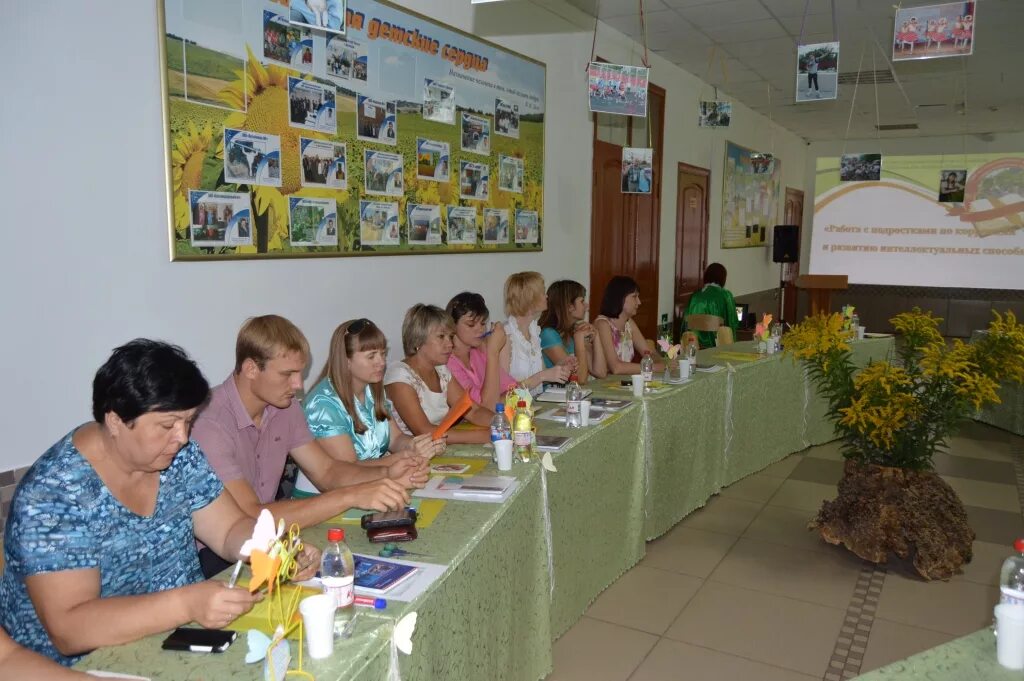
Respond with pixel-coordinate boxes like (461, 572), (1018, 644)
(673, 162), (711, 332)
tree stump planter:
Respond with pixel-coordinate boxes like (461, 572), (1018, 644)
(810, 460), (975, 581)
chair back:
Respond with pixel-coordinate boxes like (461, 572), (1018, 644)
(685, 314), (723, 332)
(715, 326), (734, 346)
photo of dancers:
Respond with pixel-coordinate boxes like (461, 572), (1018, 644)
(893, 2), (975, 61)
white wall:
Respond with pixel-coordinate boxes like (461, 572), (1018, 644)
(801, 132), (1024, 270)
(0, 0), (805, 470)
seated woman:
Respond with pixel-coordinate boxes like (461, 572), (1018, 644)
(594, 275), (663, 375)
(385, 304), (494, 445)
(539, 279), (608, 383)
(446, 291), (517, 410)
(683, 263), (739, 348)
(500, 271), (571, 393)
(293, 318), (442, 498)
(0, 628), (88, 679)
(0, 340), (318, 665)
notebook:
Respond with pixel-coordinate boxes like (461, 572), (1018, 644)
(534, 434), (571, 452)
(535, 386), (593, 403)
(353, 555), (420, 595)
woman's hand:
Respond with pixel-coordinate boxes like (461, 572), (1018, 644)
(486, 322), (506, 353)
(386, 455), (429, 489)
(544, 364), (571, 384)
(409, 433), (444, 459)
(183, 581), (262, 629)
(573, 321), (596, 344)
(292, 543), (321, 582)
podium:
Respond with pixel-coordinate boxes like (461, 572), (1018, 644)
(796, 274), (848, 317)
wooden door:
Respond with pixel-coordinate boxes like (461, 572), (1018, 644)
(673, 163), (710, 337)
(782, 187), (804, 322)
(589, 83), (665, 341)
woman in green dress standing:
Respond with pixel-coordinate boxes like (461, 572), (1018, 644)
(683, 263), (740, 348)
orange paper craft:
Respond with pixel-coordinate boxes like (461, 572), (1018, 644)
(432, 393), (473, 440)
(249, 549), (282, 595)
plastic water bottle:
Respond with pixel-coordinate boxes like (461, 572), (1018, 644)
(490, 402), (512, 441)
(1000, 539), (1024, 605)
(512, 400), (534, 463)
(565, 374), (583, 429)
(687, 341), (698, 373)
(640, 351), (654, 382)
(321, 527), (355, 628)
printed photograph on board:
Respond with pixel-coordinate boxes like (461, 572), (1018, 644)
(840, 153), (883, 182)
(938, 169), (967, 202)
(621, 147), (653, 194)
(423, 79), (455, 124)
(698, 100), (732, 127)
(357, 95), (398, 145)
(364, 149), (404, 197)
(498, 155), (524, 193)
(408, 204), (443, 245)
(325, 35), (368, 84)
(263, 10), (312, 71)
(360, 200), (400, 246)
(300, 138), (346, 189)
(189, 190), (253, 247)
(290, 0), (346, 36)
(288, 76), (336, 133)
(587, 62), (649, 117)
(459, 161), (490, 201)
(796, 42), (839, 102)
(460, 112), (491, 155)
(223, 128), (281, 187)
(515, 209), (539, 244)
(495, 98), (520, 139)
(447, 205), (478, 244)
(416, 138), (450, 182)
(483, 208), (509, 244)
(289, 196), (338, 246)
(893, 1), (975, 61)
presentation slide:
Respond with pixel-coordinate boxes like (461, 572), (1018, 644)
(809, 154), (1024, 289)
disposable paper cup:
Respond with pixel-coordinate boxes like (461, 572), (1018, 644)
(494, 439), (514, 471)
(300, 593), (337, 659)
(996, 604), (1024, 669)
(631, 375), (645, 397)
(677, 360), (690, 380)
(857, 326), (866, 340)
(579, 400), (592, 426)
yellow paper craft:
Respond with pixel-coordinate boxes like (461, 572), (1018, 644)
(227, 581), (316, 639)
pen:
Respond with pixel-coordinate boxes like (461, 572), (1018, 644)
(227, 560), (243, 588)
(354, 595), (387, 609)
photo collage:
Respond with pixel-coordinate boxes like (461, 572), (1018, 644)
(165, 0), (545, 260)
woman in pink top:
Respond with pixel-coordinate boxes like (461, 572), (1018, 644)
(445, 291), (517, 410)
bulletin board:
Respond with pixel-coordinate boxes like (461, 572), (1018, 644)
(720, 141), (781, 249)
(160, 0), (546, 261)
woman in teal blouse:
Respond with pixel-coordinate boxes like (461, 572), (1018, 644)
(538, 279), (607, 383)
(683, 263), (740, 348)
(293, 318), (442, 497)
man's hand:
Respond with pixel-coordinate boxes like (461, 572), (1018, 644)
(342, 478), (410, 511)
(387, 454), (430, 489)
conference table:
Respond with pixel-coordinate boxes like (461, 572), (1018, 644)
(75, 337), (896, 681)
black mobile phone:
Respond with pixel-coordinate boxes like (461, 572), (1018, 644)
(161, 627), (236, 653)
(620, 380), (633, 387)
(360, 507), (418, 530)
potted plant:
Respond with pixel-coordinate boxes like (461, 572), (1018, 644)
(783, 308), (1024, 580)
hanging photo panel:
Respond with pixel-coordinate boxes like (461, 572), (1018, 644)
(698, 101), (731, 127)
(621, 147), (653, 194)
(893, 1), (975, 62)
(588, 62), (649, 117)
(795, 42), (839, 102)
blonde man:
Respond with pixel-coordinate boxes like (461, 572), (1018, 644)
(192, 315), (427, 578)
(500, 271), (571, 395)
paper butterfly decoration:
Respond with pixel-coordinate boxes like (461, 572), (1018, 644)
(242, 510), (287, 594)
(246, 626), (291, 681)
(656, 337), (681, 359)
(394, 612), (418, 655)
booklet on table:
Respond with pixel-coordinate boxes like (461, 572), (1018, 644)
(353, 555), (420, 595)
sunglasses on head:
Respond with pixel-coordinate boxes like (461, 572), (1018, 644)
(345, 318), (371, 335)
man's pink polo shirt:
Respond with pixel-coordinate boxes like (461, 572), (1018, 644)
(192, 375), (314, 504)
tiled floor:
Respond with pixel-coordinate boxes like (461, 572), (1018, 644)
(548, 422), (1024, 681)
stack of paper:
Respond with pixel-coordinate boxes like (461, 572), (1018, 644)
(536, 386), (593, 403)
(414, 475), (519, 503)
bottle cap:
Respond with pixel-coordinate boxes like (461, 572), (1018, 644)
(569, 374), (579, 382)
(495, 402), (505, 412)
(327, 528), (344, 542)
(643, 350), (651, 356)
(517, 400), (527, 407)
(1015, 538), (1024, 553)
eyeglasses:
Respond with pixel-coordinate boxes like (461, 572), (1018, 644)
(345, 318), (371, 335)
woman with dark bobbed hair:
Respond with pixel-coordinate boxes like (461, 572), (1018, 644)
(683, 263), (739, 348)
(0, 340), (315, 666)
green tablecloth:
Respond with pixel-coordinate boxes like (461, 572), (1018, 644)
(74, 336), (896, 680)
(853, 628), (1019, 680)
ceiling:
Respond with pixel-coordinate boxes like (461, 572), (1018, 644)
(561, 0), (1024, 142)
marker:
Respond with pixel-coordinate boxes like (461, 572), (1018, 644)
(354, 594), (387, 609)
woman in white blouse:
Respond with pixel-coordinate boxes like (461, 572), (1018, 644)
(500, 271), (571, 394)
(385, 304), (494, 444)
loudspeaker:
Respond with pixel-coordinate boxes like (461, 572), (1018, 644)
(773, 225), (799, 263)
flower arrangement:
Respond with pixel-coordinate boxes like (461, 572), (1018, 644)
(784, 308), (1024, 470)
(754, 313), (773, 342)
